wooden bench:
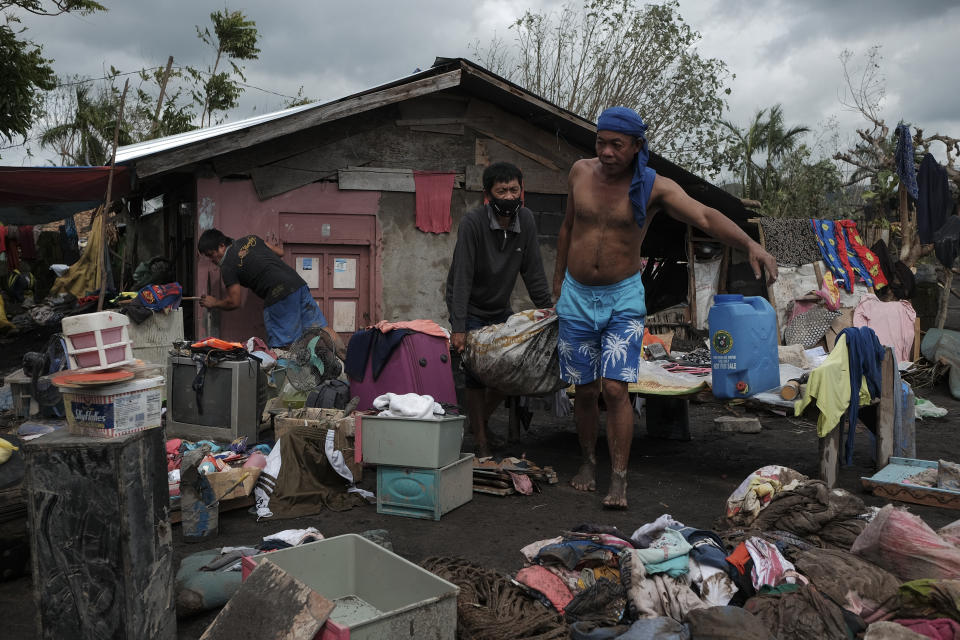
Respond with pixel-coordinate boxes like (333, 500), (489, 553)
(818, 346), (914, 487)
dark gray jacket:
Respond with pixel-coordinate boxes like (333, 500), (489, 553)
(445, 204), (553, 333)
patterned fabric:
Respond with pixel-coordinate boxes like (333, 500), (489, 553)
(895, 124), (919, 200)
(783, 307), (841, 349)
(812, 219), (852, 291)
(556, 270), (646, 385)
(832, 222), (857, 288)
(812, 219), (887, 293)
(758, 218), (822, 266)
(815, 272), (841, 311)
(836, 220), (888, 289)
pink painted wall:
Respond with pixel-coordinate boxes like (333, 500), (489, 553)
(194, 178), (381, 342)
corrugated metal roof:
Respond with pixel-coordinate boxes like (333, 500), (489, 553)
(114, 101), (320, 163)
(114, 67), (435, 164)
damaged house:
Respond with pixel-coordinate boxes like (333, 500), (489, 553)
(112, 57), (759, 344)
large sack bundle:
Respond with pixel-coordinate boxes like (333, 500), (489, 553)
(851, 505), (960, 581)
(463, 309), (567, 396)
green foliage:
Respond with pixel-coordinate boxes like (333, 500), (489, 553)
(39, 83), (114, 164)
(472, 0), (733, 178)
(722, 106), (848, 219)
(132, 65), (196, 138)
(861, 169), (898, 208)
(283, 86), (314, 109)
(0, 1), (104, 15)
(721, 104), (810, 201)
(0, 1), (105, 146)
(762, 145), (846, 219)
(188, 8), (261, 127)
(37, 7), (261, 164)
(39, 67), (196, 165)
(0, 20), (55, 143)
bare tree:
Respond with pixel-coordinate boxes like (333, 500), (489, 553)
(834, 47), (960, 267)
(472, 0), (733, 178)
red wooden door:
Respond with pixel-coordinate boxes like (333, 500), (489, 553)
(284, 244), (371, 343)
(279, 213), (376, 344)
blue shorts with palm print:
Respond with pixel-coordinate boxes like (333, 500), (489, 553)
(556, 270), (646, 385)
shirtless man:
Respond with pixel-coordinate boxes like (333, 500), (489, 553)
(553, 107), (778, 509)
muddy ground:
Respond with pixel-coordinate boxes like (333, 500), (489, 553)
(2, 378), (960, 638)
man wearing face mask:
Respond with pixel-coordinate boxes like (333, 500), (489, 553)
(446, 161), (554, 457)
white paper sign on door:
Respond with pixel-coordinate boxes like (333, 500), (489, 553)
(332, 257), (357, 289)
(296, 256), (319, 289)
(333, 300), (356, 333)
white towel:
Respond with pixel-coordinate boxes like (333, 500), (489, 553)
(372, 392), (444, 419)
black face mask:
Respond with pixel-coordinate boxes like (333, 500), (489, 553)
(490, 196), (522, 218)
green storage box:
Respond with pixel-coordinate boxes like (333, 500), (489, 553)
(377, 453), (474, 520)
(241, 534), (458, 639)
(360, 414), (464, 468)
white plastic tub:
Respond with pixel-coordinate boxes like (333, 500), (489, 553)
(241, 534), (458, 639)
(359, 415), (464, 468)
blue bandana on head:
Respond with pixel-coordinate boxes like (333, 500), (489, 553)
(597, 106), (657, 229)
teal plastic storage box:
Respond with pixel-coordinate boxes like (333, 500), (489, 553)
(377, 453), (474, 520)
(241, 534), (458, 640)
(360, 414), (464, 468)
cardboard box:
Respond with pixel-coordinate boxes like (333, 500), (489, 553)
(205, 467), (261, 501)
(275, 408), (345, 441)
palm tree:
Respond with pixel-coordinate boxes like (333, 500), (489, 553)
(759, 105), (810, 196)
(721, 108), (769, 200)
(721, 104), (809, 203)
(40, 84), (118, 166)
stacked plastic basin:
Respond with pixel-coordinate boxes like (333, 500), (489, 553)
(57, 311), (164, 438)
(360, 415), (472, 520)
(61, 311), (134, 371)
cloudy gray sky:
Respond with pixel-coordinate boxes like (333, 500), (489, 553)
(6, 0), (960, 171)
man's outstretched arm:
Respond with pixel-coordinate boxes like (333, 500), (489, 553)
(655, 176), (778, 284)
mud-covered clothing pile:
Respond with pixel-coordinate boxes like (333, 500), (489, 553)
(725, 465), (868, 549)
(493, 467), (960, 640)
(516, 501), (872, 632)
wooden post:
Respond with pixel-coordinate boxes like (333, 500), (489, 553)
(150, 56), (175, 137)
(686, 225), (697, 329)
(97, 78), (130, 312)
(752, 219), (781, 342)
(717, 246), (731, 294)
(876, 347), (896, 470)
(22, 429), (176, 638)
(813, 261), (824, 290)
(913, 317), (922, 362)
(818, 422), (842, 489)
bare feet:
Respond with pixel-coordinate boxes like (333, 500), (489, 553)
(475, 442), (492, 459)
(570, 461), (597, 492)
(602, 470), (628, 509)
